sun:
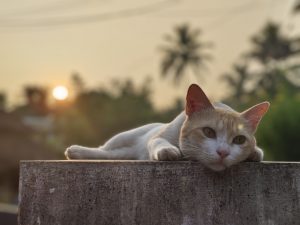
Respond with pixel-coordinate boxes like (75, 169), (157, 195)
(52, 86), (69, 100)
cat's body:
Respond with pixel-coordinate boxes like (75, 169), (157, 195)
(65, 84), (269, 171)
(66, 115), (180, 160)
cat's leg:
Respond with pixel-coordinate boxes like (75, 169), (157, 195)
(66, 124), (160, 160)
(65, 145), (102, 159)
(148, 137), (182, 161)
(65, 127), (148, 160)
(65, 145), (138, 160)
(246, 146), (264, 162)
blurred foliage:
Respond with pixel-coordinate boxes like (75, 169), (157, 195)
(159, 24), (212, 84)
(0, 92), (6, 111)
(223, 22), (300, 108)
(223, 22), (300, 161)
(293, 0), (300, 13)
(55, 78), (182, 147)
(14, 85), (50, 116)
(71, 72), (85, 94)
(257, 96), (300, 160)
(221, 63), (251, 106)
(247, 22), (300, 63)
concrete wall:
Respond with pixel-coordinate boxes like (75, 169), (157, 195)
(19, 161), (300, 225)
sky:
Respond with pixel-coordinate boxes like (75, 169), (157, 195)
(0, 0), (298, 109)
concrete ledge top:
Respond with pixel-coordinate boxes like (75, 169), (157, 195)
(19, 160), (300, 174)
(20, 160), (300, 165)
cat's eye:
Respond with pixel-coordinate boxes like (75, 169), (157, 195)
(202, 127), (216, 139)
(232, 135), (246, 145)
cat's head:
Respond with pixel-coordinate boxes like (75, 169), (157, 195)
(180, 84), (269, 171)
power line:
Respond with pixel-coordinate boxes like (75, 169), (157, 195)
(204, 0), (259, 32)
(0, 0), (91, 17)
(204, 0), (282, 32)
(0, 0), (180, 28)
(151, 1), (258, 18)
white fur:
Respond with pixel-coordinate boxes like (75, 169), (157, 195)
(65, 113), (186, 161)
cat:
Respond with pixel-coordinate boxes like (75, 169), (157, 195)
(65, 84), (269, 171)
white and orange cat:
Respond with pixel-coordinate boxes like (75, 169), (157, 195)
(65, 84), (269, 171)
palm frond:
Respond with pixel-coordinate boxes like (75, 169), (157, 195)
(221, 73), (237, 87)
(159, 24), (212, 83)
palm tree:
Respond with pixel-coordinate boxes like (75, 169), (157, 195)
(254, 67), (300, 99)
(159, 24), (212, 84)
(0, 92), (6, 111)
(293, 0), (300, 13)
(221, 63), (250, 103)
(24, 86), (49, 115)
(245, 22), (300, 99)
(71, 72), (85, 94)
(248, 22), (300, 64)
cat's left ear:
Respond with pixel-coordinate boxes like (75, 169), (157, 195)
(241, 101), (270, 132)
(186, 84), (214, 116)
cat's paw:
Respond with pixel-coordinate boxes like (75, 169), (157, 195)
(65, 145), (85, 159)
(156, 147), (181, 161)
(246, 147), (264, 162)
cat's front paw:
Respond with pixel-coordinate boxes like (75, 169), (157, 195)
(65, 145), (84, 159)
(156, 147), (181, 161)
(246, 147), (264, 162)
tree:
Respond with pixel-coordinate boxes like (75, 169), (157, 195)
(221, 63), (251, 106)
(253, 67), (300, 99)
(248, 22), (300, 98)
(0, 92), (6, 111)
(159, 24), (212, 84)
(293, 0), (300, 13)
(71, 72), (85, 95)
(223, 22), (300, 105)
(13, 86), (50, 116)
(257, 96), (300, 161)
(248, 22), (300, 64)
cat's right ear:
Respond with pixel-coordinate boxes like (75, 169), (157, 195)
(241, 101), (270, 132)
(186, 84), (213, 116)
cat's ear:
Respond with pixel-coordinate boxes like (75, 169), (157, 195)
(241, 101), (270, 132)
(186, 84), (213, 116)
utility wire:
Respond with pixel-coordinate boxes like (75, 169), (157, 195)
(152, 1), (257, 18)
(204, 0), (282, 32)
(204, 0), (259, 31)
(0, 0), (93, 17)
(0, 0), (179, 28)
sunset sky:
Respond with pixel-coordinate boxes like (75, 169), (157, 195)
(0, 0), (298, 109)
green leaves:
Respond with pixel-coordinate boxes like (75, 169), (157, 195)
(257, 97), (300, 160)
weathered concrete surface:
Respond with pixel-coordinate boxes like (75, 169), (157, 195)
(19, 161), (300, 225)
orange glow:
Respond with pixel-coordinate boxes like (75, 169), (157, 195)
(52, 86), (69, 100)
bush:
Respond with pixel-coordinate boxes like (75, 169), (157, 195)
(256, 96), (300, 161)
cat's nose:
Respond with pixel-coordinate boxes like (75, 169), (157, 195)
(216, 149), (230, 159)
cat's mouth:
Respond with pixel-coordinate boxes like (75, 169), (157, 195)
(208, 160), (228, 171)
